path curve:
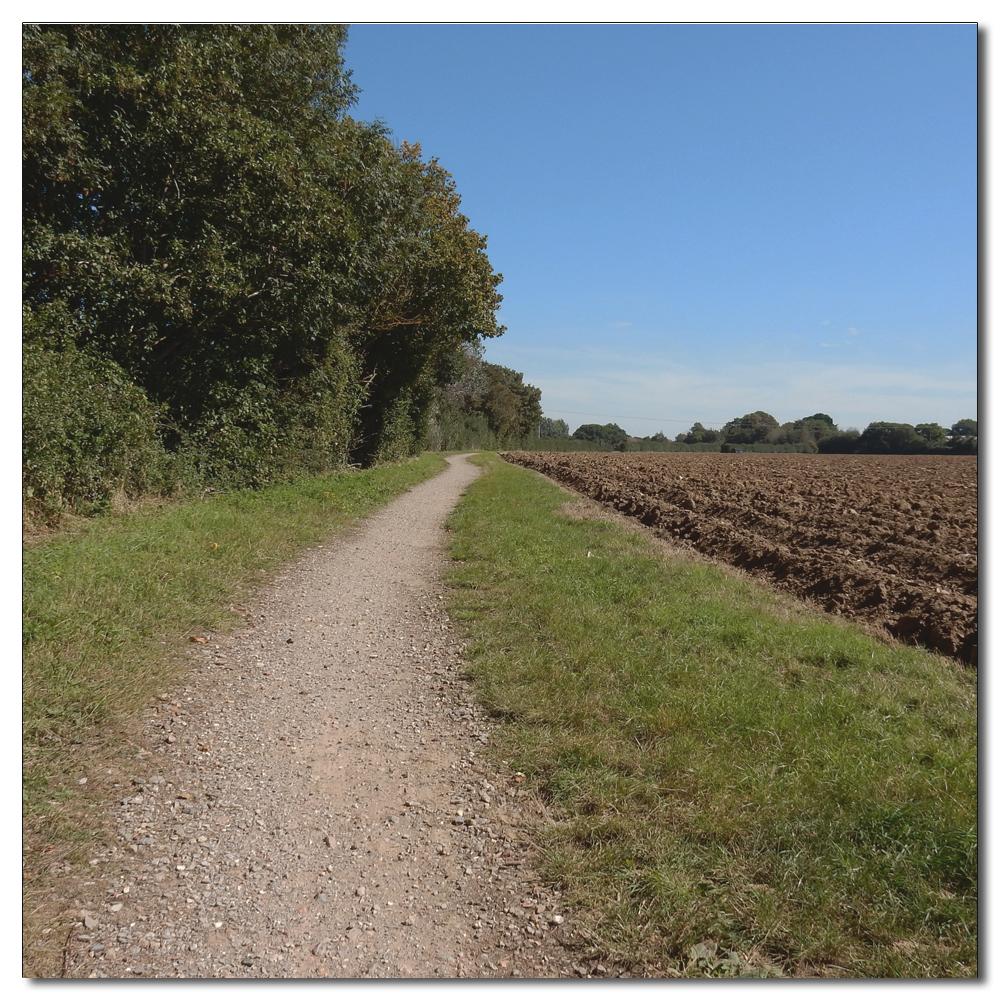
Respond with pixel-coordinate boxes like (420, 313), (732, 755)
(60, 455), (590, 979)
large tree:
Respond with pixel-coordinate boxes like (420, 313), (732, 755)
(944, 418), (977, 455)
(23, 24), (506, 483)
(539, 417), (570, 438)
(24, 24), (366, 480)
(721, 411), (779, 445)
(777, 415), (840, 447)
(915, 423), (948, 447)
(679, 422), (720, 444)
(573, 423), (628, 447)
(856, 422), (922, 453)
(347, 143), (505, 462)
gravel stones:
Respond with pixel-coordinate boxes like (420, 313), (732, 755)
(57, 457), (603, 980)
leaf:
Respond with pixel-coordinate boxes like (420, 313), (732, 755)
(690, 940), (718, 961)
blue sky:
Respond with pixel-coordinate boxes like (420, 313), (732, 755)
(343, 22), (977, 437)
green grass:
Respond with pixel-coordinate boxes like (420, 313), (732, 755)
(24, 453), (446, 754)
(23, 453), (447, 975)
(445, 454), (977, 978)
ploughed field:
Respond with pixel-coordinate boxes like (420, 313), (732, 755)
(503, 451), (978, 665)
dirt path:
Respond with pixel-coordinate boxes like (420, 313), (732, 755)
(58, 455), (596, 979)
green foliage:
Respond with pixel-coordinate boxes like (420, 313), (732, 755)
(817, 429), (862, 453)
(721, 411), (779, 444)
(856, 422), (924, 454)
(678, 421), (721, 444)
(573, 422), (628, 448)
(775, 416), (839, 448)
(446, 455), (977, 977)
(348, 142), (506, 464)
(479, 362), (543, 441)
(24, 25), (359, 396)
(427, 349), (543, 450)
(539, 417), (570, 438)
(23, 24), (506, 512)
(23, 321), (163, 519)
(948, 418), (978, 454)
(915, 422), (949, 447)
(818, 419), (975, 455)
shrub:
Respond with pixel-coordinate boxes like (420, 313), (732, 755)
(818, 430), (861, 454)
(23, 339), (163, 518)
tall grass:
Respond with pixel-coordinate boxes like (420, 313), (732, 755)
(445, 455), (976, 978)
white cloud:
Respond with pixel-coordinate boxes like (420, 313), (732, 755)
(612, 321), (632, 328)
(846, 327), (860, 336)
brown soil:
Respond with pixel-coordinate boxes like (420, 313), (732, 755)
(503, 451), (978, 665)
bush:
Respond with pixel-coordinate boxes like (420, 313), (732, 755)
(425, 409), (502, 452)
(818, 430), (861, 454)
(23, 340), (163, 518)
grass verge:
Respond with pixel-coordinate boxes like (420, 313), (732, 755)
(445, 454), (977, 978)
(22, 452), (447, 976)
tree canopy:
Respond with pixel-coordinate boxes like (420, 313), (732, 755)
(539, 417), (570, 438)
(721, 411), (780, 445)
(426, 347), (542, 450)
(677, 422), (721, 444)
(24, 24), (509, 512)
(573, 423), (628, 447)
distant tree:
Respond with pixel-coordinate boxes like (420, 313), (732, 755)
(722, 411), (779, 445)
(948, 418), (978, 454)
(538, 417), (570, 438)
(680, 422), (721, 444)
(430, 351), (543, 449)
(856, 422), (923, 454)
(915, 423), (949, 447)
(573, 422), (628, 447)
(478, 363), (542, 442)
(779, 415), (840, 447)
(817, 429), (861, 454)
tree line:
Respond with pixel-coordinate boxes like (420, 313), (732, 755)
(532, 412), (977, 454)
(23, 24), (541, 519)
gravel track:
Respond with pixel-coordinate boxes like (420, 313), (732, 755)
(58, 455), (602, 979)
